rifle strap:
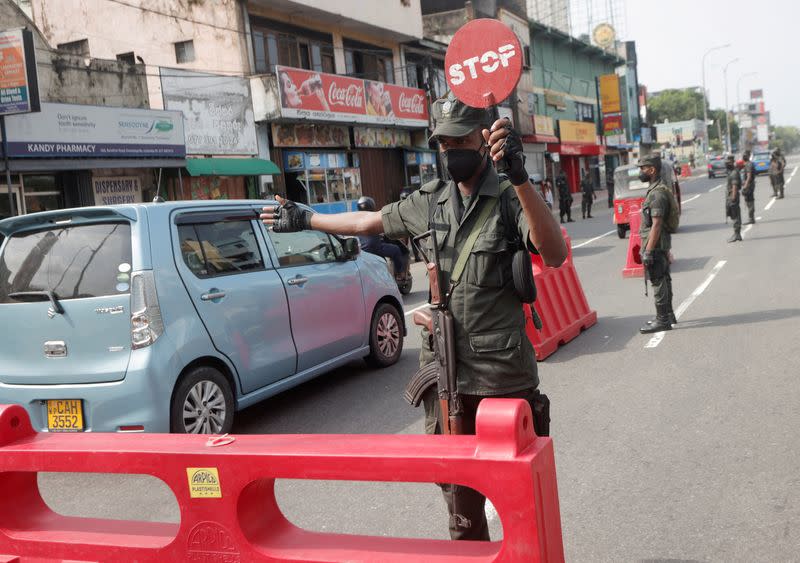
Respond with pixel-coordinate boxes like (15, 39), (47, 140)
(450, 181), (514, 288)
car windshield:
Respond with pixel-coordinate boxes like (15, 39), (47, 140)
(754, 153), (770, 160)
(0, 222), (132, 303)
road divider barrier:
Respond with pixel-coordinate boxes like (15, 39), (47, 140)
(0, 401), (565, 562)
(622, 205), (644, 278)
(681, 164), (692, 178)
(524, 226), (598, 360)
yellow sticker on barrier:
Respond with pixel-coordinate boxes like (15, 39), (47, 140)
(187, 467), (222, 498)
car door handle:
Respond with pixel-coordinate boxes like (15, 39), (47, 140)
(201, 291), (226, 301)
(287, 276), (309, 286)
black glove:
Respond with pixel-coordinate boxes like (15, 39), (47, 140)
(641, 249), (654, 268)
(495, 123), (528, 185)
(272, 199), (313, 232)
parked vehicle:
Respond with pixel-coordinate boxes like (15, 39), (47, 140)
(751, 151), (771, 174)
(707, 156), (728, 178)
(613, 162), (681, 238)
(0, 201), (405, 434)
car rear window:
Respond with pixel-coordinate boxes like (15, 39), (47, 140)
(0, 222), (132, 303)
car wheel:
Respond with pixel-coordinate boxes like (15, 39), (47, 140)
(617, 224), (627, 239)
(365, 303), (403, 368)
(170, 366), (234, 434)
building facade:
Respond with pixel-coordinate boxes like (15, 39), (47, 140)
(248, 0), (437, 211)
(1, 0), (177, 221)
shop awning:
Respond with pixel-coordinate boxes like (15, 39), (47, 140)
(185, 158), (280, 177)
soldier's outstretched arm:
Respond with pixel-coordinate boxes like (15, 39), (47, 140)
(261, 196), (384, 236)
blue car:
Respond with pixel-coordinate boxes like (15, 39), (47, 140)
(0, 201), (404, 434)
(751, 151), (771, 174)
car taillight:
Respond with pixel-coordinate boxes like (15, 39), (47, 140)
(130, 271), (164, 349)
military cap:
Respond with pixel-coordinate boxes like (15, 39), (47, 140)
(429, 93), (494, 140)
(637, 154), (662, 168)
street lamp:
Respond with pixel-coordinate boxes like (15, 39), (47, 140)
(722, 57), (740, 153)
(736, 72), (758, 152)
(701, 43), (730, 154)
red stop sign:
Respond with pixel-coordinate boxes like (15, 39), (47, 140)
(444, 19), (523, 108)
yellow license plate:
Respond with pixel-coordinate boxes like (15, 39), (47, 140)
(47, 399), (84, 432)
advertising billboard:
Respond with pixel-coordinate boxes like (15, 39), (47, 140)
(599, 74), (621, 115)
(0, 28), (40, 116)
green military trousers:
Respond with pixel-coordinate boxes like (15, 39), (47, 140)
(422, 386), (541, 541)
(647, 249), (673, 312)
(729, 200), (741, 236)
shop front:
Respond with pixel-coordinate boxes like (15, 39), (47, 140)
(0, 102), (186, 218)
(523, 114), (560, 181)
(549, 119), (605, 193)
(259, 65), (430, 212)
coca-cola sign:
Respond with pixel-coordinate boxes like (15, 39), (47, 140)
(275, 65), (428, 127)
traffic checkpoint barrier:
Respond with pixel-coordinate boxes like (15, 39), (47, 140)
(524, 226), (598, 361)
(681, 164), (692, 178)
(0, 401), (564, 563)
(622, 205), (644, 278)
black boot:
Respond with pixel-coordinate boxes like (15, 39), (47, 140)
(640, 305), (672, 334)
(727, 231), (742, 243)
(646, 309), (677, 326)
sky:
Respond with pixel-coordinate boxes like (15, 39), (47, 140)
(624, 0), (797, 127)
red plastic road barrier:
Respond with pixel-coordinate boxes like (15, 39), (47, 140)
(681, 164), (691, 178)
(524, 227), (598, 361)
(0, 401), (564, 563)
(622, 205), (644, 278)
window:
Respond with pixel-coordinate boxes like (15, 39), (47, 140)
(268, 230), (338, 268)
(250, 18), (334, 74)
(0, 223), (132, 303)
(523, 45), (532, 69)
(175, 40), (195, 64)
(178, 220), (265, 278)
(57, 39), (89, 56)
(343, 39), (395, 83)
(576, 102), (594, 123)
(116, 52), (136, 65)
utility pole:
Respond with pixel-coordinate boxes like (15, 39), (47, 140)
(722, 57), (739, 153)
(701, 44), (730, 155)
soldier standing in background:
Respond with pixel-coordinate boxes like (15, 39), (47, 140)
(769, 149), (785, 199)
(580, 171), (596, 219)
(725, 155), (742, 243)
(556, 169), (574, 223)
(741, 150), (756, 224)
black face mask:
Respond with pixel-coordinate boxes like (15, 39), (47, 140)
(443, 149), (485, 183)
(638, 172), (651, 183)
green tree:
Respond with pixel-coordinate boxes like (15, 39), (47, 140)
(772, 126), (800, 153)
(647, 88), (707, 123)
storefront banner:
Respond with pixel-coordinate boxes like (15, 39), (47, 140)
(284, 151), (347, 171)
(750, 89), (763, 100)
(271, 123), (349, 148)
(533, 114), (555, 137)
(405, 151), (436, 165)
(559, 120), (596, 145)
(599, 74), (621, 115)
(92, 176), (142, 206)
(2, 103), (186, 158)
(0, 29), (39, 116)
(602, 114), (623, 136)
(276, 65), (428, 128)
(354, 126), (410, 148)
(160, 69), (257, 155)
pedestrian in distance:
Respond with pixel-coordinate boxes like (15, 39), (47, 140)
(261, 93), (567, 542)
(725, 155), (743, 243)
(741, 150), (757, 224)
(556, 169), (574, 223)
(769, 149), (785, 199)
(580, 171), (596, 219)
(637, 154), (678, 334)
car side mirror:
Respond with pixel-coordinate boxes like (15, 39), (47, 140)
(341, 237), (360, 260)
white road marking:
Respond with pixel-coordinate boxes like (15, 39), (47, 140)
(741, 224), (754, 239)
(645, 260), (727, 349)
(404, 303), (428, 317)
(682, 194), (701, 204)
(573, 229), (616, 249)
(708, 184), (724, 193)
(765, 198), (776, 211)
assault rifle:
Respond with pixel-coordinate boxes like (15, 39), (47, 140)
(403, 229), (462, 435)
